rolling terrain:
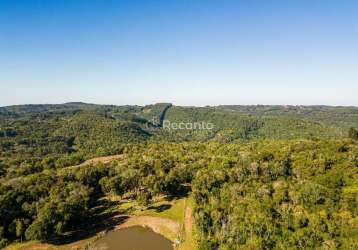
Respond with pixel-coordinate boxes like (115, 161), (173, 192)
(0, 103), (358, 249)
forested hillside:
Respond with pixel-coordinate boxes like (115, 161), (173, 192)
(1, 103), (357, 142)
(219, 105), (358, 130)
(0, 103), (358, 249)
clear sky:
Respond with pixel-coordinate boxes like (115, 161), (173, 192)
(0, 0), (357, 106)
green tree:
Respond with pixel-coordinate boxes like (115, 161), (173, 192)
(348, 127), (358, 139)
(137, 190), (152, 207)
(0, 160), (6, 177)
(0, 226), (8, 248)
(15, 219), (25, 242)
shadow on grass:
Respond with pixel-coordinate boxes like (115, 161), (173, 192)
(148, 204), (172, 212)
(165, 184), (191, 201)
(47, 199), (130, 246)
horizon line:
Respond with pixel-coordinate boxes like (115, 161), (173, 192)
(1, 102), (358, 109)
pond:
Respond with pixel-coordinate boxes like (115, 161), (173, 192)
(94, 226), (174, 250)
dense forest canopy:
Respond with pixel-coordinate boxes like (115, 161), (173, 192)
(0, 103), (357, 249)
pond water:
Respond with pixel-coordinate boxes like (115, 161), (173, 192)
(94, 226), (174, 250)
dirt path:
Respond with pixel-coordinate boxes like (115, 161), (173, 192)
(65, 154), (124, 170)
(184, 206), (193, 235)
(178, 202), (195, 250)
(76, 154), (123, 166)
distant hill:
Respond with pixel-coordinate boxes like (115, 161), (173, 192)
(1, 103), (357, 143)
(1, 102), (357, 172)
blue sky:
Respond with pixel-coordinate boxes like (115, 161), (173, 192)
(0, 0), (357, 106)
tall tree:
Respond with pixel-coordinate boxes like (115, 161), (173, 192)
(348, 127), (358, 139)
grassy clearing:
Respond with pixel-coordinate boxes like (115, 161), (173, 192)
(116, 196), (186, 223)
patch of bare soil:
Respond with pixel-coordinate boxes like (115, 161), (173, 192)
(184, 207), (193, 233)
(77, 155), (124, 166)
(115, 215), (180, 240)
(64, 154), (124, 171)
